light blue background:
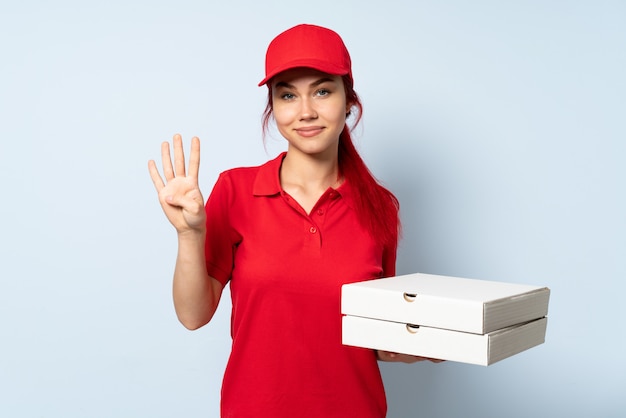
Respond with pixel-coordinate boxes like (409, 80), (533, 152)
(1, 1), (624, 417)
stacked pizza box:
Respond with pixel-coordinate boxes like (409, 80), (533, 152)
(342, 273), (550, 366)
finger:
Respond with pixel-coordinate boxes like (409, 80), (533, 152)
(173, 133), (186, 177)
(187, 136), (201, 180)
(148, 160), (165, 191)
(163, 190), (204, 215)
(161, 141), (175, 181)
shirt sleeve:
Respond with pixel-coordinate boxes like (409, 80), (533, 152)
(204, 172), (242, 286)
(382, 239), (397, 278)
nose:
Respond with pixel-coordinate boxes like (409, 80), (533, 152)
(299, 97), (318, 121)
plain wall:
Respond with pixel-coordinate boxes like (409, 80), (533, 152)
(1, 1), (624, 417)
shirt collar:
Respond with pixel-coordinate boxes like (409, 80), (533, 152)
(334, 177), (354, 209)
(253, 152), (286, 196)
(252, 151), (355, 209)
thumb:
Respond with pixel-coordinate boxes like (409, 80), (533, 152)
(164, 191), (204, 214)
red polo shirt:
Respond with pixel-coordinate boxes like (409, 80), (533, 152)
(204, 153), (396, 418)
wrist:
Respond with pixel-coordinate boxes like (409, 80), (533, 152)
(177, 227), (206, 243)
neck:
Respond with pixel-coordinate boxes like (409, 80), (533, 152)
(280, 148), (341, 193)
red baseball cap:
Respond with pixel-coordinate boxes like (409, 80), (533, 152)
(258, 24), (353, 86)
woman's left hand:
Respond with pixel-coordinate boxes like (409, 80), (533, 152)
(376, 351), (445, 364)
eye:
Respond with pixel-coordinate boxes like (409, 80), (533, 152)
(315, 88), (330, 97)
(280, 92), (296, 100)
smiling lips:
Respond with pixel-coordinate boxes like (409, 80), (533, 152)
(295, 126), (325, 137)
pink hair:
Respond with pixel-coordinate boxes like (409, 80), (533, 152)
(262, 75), (400, 249)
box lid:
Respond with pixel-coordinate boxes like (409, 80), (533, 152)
(341, 273), (550, 334)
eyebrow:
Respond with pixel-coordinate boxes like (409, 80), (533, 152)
(274, 77), (336, 89)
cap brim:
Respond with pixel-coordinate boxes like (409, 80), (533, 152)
(258, 59), (350, 86)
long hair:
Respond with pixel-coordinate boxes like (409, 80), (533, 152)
(262, 75), (400, 249)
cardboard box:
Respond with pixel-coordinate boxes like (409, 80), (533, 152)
(341, 273), (550, 365)
(343, 316), (547, 366)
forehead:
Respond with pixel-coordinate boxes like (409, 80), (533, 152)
(271, 67), (343, 87)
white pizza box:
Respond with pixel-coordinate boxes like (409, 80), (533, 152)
(342, 315), (547, 366)
(341, 273), (550, 334)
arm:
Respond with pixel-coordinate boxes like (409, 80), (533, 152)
(148, 134), (224, 330)
(172, 228), (224, 330)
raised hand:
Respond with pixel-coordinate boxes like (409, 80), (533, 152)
(148, 134), (206, 233)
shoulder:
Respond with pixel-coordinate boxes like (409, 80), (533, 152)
(213, 153), (284, 195)
(220, 153), (284, 178)
(219, 165), (261, 182)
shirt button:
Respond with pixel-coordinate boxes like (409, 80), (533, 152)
(309, 226), (317, 234)
(317, 209), (325, 216)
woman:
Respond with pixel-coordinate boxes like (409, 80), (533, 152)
(149, 24), (438, 418)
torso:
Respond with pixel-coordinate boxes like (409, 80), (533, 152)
(204, 154), (393, 417)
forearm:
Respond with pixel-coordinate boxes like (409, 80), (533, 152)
(173, 230), (223, 330)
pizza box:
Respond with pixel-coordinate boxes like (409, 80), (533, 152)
(342, 315), (547, 366)
(341, 273), (550, 365)
(341, 273), (550, 334)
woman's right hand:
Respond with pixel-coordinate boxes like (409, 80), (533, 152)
(148, 134), (206, 234)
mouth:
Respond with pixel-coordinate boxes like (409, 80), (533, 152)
(295, 126), (325, 137)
